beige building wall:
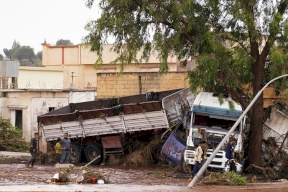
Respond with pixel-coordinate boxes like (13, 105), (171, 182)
(41, 43), (192, 94)
(97, 72), (189, 98)
(263, 87), (288, 108)
(62, 65), (97, 90)
(42, 43), (177, 66)
(16, 66), (63, 89)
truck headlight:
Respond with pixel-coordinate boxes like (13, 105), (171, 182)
(186, 153), (195, 158)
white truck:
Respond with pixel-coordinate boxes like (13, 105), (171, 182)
(161, 91), (247, 173)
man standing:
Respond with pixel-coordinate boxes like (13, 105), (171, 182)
(226, 138), (237, 172)
(189, 140), (207, 180)
(26, 132), (39, 168)
(60, 133), (71, 164)
(54, 138), (63, 163)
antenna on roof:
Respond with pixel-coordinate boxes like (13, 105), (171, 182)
(70, 72), (75, 89)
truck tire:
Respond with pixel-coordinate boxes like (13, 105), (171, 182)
(180, 157), (192, 174)
(151, 143), (165, 163)
(84, 143), (102, 165)
(70, 143), (82, 164)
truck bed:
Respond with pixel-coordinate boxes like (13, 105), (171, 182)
(38, 89), (184, 141)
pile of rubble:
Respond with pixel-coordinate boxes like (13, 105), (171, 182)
(262, 100), (288, 178)
(46, 165), (110, 184)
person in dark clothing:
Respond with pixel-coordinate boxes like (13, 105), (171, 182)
(26, 133), (39, 168)
(226, 138), (237, 172)
(60, 133), (71, 164)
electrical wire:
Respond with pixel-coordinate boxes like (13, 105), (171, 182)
(74, 92), (96, 103)
(50, 77), (72, 89)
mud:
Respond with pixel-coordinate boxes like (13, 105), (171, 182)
(0, 164), (287, 192)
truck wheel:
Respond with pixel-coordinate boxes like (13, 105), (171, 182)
(151, 143), (165, 163)
(84, 143), (102, 165)
(70, 143), (82, 164)
(180, 158), (192, 174)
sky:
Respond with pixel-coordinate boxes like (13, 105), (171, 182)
(0, 0), (100, 55)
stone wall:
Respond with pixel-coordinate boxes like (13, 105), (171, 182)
(97, 72), (189, 98)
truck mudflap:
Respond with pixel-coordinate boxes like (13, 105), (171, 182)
(161, 133), (186, 165)
(101, 135), (124, 155)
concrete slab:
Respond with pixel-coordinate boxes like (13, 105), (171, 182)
(0, 151), (30, 163)
(0, 151), (30, 158)
(54, 163), (75, 169)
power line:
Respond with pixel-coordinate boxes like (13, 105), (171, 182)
(50, 77), (72, 89)
(75, 92), (96, 103)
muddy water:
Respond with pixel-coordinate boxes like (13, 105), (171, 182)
(0, 164), (287, 192)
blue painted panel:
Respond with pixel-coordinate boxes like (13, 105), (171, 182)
(161, 133), (186, 165)
(192, 105), (242, 118)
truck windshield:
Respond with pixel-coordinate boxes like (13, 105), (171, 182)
(194, 114), (239, 131)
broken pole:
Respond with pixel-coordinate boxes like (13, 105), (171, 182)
(84, 155), (101, 167)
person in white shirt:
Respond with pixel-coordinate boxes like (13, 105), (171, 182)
(189, 140), (207, 180)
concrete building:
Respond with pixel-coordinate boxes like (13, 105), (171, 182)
(0, 60), (96, 144)
(0, 90), (96, 142)
(41, 43), (192, 97)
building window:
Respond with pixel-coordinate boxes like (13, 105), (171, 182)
(49, 107), (55, 112)
(15, 110), (23, 136)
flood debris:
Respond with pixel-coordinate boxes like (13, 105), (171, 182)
(200, 172), (247, 186)
(123, 137), (163, 166)
(77, 166), (109, 184)
(50, 165), (74, 183)
(245, 164), (277, 178)
(261, 100), (288, 179)
(248, 135), (288, 178)
(47, 165), (109, 185)
(37, 151), (58, 165)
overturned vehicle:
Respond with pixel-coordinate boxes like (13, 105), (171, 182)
(37, 89), (193, 165)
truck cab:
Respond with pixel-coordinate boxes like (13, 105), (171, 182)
(184, 92), (246, 172)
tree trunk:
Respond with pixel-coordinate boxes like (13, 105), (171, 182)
(247, 52), (265, 168)
(248, 100), (263, 167)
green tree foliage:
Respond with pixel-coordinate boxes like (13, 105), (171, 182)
(36, 51), (42, 60)
(0, 116), (29, 152)
(0, 54), (3, 61)
(56, 39), (73, 46)
(3, 48), (12, 59)
(3, 40), (36, 63)
(35, 51), (43, 66)
(3, 40), (21, 59)
(84, 0), (288, 168)
(14, 46), (36, 63)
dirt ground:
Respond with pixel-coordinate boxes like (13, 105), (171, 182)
(0, 163), (287, 192)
